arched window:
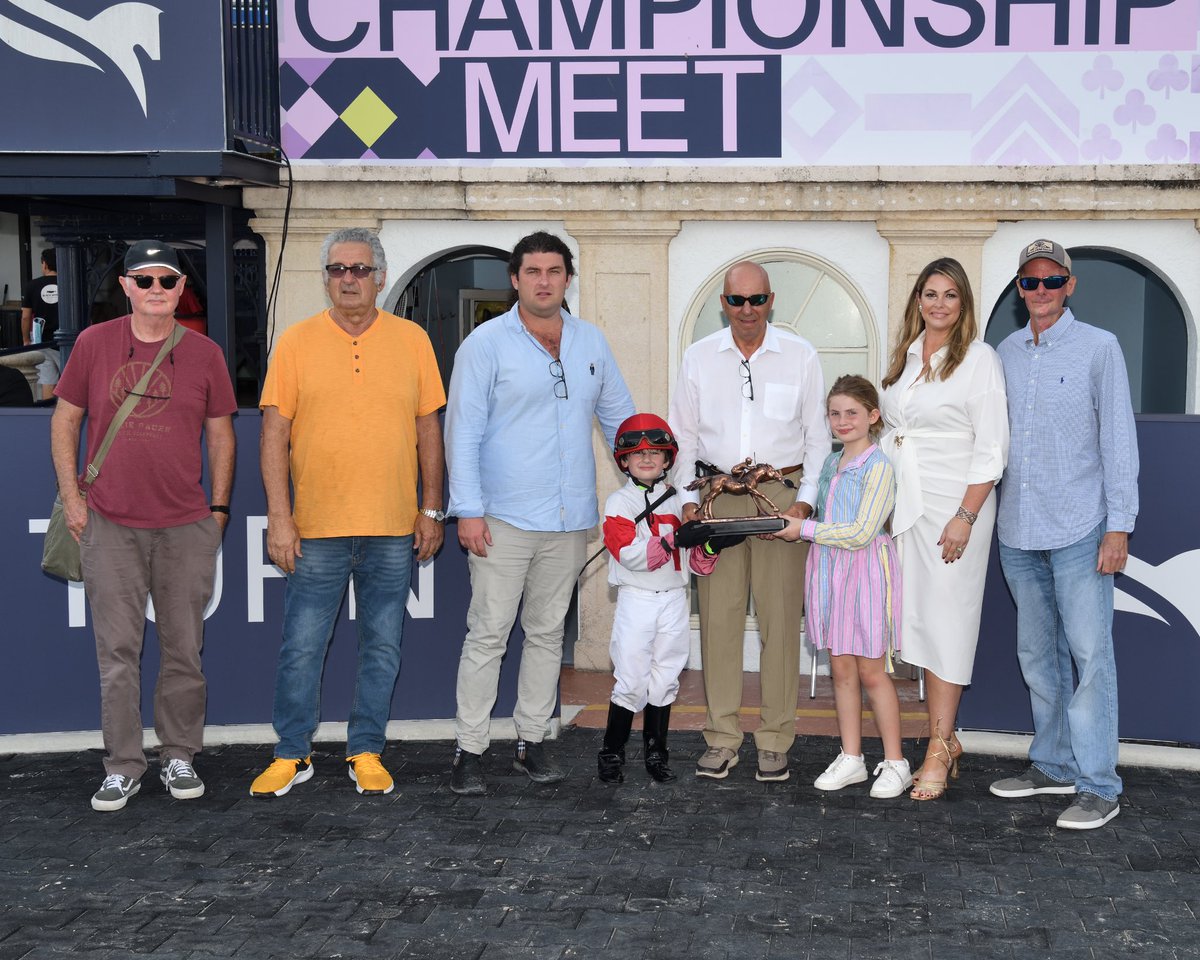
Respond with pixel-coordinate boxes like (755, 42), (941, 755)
(985, 247), (1190, 414)
(680, 249), (878, 385)
(384, 246), (511, 393)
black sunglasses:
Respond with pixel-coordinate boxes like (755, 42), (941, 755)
(616, 428), (674, 449)
(740, 358), (754, 400)
(724, 293), (770, 307)
(1016, 275), (1070, 291)
(128, 274), (181, 290)
(325, 263), (376, 279)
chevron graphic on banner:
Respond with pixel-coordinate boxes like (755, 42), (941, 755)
(974, 92), (1080, 163)
(971, 56), (1080, 164)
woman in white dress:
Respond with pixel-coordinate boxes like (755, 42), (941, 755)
(879, 258), (1008, 801)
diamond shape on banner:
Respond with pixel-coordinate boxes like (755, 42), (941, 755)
(787, 87), (837, 136)
(279, 62), (310, 112)
(418, 148), (437, 159)
(284, 88), (339, 147)
(288, 58), (335, 87)
(317, 58), (455, 159)
(280, 124), (312, 159)
(341, 87), (398, 148)
(308, 119), (375, 158)
(780, 60), (860, 161)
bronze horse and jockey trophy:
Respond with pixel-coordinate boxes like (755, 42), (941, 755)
(686, 458), (792, 537)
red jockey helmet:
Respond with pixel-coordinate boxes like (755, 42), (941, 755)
(613, 413), (678, 472)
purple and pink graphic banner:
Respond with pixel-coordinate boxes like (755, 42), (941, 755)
(278, 0), (1200, 164)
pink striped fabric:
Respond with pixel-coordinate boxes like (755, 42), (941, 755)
(801, 445), (902, 661)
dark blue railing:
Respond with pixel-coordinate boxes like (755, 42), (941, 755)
(225, 0), (280, 156)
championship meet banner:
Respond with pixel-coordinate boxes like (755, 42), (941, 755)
(279, 0), (1200, 164)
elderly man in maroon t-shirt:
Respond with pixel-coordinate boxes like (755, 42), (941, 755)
(51, 240), (237, 813)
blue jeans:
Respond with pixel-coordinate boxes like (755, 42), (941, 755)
(999, 522), (1121, 800)
(273, 536), (413, 759)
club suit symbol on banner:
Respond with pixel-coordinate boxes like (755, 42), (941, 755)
(0, 0), (162, 115)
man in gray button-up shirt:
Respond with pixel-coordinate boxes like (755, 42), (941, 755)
(989, 239), (1139, 832)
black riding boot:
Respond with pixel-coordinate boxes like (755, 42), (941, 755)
(598, 702), (634, 783)
(643, 703), (676, 782)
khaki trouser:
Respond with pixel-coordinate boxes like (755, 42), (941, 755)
(697, 479), (807, 754)
(81, 511), (221, 779)
(455, 518), (585, 753)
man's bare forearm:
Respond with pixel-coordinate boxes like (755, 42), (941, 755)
(259, 407), (294, 518)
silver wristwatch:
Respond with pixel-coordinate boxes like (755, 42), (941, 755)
(421, 508), (446, 523)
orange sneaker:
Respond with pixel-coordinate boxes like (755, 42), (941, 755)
(346, 752), (394, 795)
(250, 757), (313, 798)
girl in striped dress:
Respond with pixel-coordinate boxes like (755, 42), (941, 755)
(776, 375), (909, 799)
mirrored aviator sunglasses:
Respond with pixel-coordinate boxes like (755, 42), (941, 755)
(1016, 275), (1070, 291)
(617, 428), (674, 449)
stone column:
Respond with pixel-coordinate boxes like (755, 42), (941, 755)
(875, 219), (998, 352)
(563, 217), (682, 672)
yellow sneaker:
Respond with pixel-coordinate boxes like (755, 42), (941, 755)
(346, 752), (394, 795)
(249, 757), (313, 797)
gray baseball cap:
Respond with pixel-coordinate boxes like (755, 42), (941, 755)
(1017, 239), (1072, 274)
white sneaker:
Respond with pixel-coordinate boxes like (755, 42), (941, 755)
(870, 758), (913, 798)
(814, 752), (868, 791)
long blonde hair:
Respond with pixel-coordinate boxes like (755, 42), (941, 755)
(882, 258), (977, 389)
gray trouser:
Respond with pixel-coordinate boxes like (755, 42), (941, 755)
(454, 518), (584, 753)
(81, 511), (221, 778)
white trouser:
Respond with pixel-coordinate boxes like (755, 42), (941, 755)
(609, 585), (690, 713)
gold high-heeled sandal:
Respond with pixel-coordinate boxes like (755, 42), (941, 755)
(910, 722), (962, 801)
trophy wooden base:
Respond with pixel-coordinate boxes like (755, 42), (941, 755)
(703, 516), (788, 537)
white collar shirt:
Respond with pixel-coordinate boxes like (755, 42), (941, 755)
(669, 324), (831, 507)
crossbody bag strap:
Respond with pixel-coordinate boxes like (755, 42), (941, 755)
(576, 483), (679, 577)
(83, 324), (183, 486)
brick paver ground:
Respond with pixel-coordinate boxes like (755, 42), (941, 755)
(2, 729), (1197, 959)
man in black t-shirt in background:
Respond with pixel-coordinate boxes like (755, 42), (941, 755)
(21, 248), (60, 400)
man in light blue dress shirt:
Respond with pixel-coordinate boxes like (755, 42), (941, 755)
(445, 231), (634, 795)
(989, 239), (1139, 831)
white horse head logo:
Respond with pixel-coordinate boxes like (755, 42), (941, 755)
(1117, 550), (1200, 634)
(0, 0), (162, 116)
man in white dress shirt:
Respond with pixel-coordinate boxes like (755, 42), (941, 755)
(670, 261), (830, 782)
